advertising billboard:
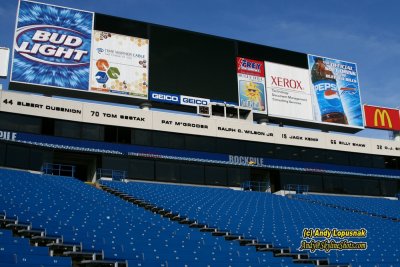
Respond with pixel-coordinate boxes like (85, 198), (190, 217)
(0, 48), (10, 78)
(265, 62), (313, 121)
(90, 31), (149, 99)
(11, 1), (93, 90)
(236, 57), (266, 112)
(364, 105), (400, 131)
(308, 55), (363, 128)
(149, 91), (180, 104)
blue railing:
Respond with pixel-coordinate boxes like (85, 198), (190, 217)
(241, 181), (271, 192)
(41, 163), (76, 177)
(97, 168), (127, 181)
(284, 184), (309, 194)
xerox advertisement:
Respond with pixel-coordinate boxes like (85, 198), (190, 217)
(11, 0), (93, 90)
(265, 62), (313, 121)
(308, 55), (363, 127)
(90, 31), (149, 99)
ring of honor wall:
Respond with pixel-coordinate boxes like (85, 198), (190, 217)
(1, 90), (399, 158)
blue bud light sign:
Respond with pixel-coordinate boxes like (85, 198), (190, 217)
(11, 1), (94, 90)
(308, 55), (363, 127)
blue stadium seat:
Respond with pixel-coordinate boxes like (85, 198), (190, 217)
(2, 168), (399, 266)
(100, 179), (400, 267)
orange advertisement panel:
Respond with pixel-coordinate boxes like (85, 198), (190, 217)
(364, 105), (400, 131)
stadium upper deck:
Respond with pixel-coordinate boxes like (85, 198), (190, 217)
(0, 0), (399, 197)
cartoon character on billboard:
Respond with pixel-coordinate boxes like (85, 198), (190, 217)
(239, 81), (266, 111)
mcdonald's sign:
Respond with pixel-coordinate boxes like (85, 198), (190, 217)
(364, 105), (400, 130)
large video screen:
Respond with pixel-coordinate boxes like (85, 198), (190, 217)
(148, 26), (237, 103)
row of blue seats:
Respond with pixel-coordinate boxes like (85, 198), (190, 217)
(0, 229), (71, 267)
(294, 194), (400, 218)
(0, 168), (304, 267)
(100, 180), (399, 266)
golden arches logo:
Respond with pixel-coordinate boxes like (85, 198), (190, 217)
(373, 109), (392, 128)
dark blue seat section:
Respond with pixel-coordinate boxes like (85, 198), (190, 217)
(0, 169), (302, 267)
(101, 180), (400, 267)
(0, 252), (71, 267)
(0, 229), (70, 267)
(294, 194), (400, 219)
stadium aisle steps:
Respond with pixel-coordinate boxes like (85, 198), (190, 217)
(98, 183), (349, 267)
(0, 228), (72, 267)
(0, 169), (128, 267)
(291, 194), (400, 222)
(2, 168), (305, 267)
(0, 214), (125, 267)
(99, 180), (399, 267)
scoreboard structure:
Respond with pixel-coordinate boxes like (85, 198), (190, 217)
(10, 1), (367, 133)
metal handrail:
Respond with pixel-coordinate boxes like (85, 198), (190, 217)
(284, 184), (309, 194)
(241, 181), (271, 192)
(41, 163), (76, 177)
(96, 168), (127, 181)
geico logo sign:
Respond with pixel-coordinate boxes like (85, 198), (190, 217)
(181, 97), (209, 106)
(15, 26), (90, 67)
(151, 93), (179, 102)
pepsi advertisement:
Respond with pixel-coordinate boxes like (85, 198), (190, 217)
(308, 55), (363, 128)
(11, 1), (93, 90)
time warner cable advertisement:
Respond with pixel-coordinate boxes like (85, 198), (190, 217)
(308, 55), (363, 127)
(90, 31), (149, 99)
(11, 1), (93, 90)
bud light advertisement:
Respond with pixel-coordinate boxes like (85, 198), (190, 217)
(308, 55), (363, 128)
(236, 57), (267, 112)
(11, 1), (93, 90)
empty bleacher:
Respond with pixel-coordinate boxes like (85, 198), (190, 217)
(100, 180), (400, 267)
(292, 194), (400, 220)
(1, 168), (306, 267)
(0, 228), (72, 267)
